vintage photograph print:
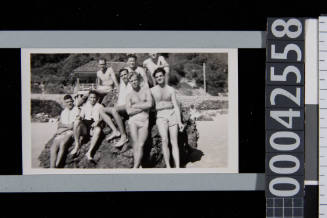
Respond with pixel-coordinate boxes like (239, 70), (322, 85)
(22, 48), (238, 174)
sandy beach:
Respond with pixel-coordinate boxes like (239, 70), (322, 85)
(186, 113), (228, 168)
(31, 122), (57, 168)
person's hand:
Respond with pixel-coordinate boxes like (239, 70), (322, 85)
(75, 95), (83, 107)
(91, 122), (98, 128)
(178, 123), (185, 132)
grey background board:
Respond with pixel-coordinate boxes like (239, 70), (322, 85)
(0, 174), (265, 192)
(305, 105), (318, 181)
(266, 152), (304, 176)
(266, 130), (304, 153)
(265, 108), (304, 130)
(267, 17), (305, 41)
(266, 85), (304, 108)
(0, 31), (265, 48)
(266, 63), (305, 86)
(266, 40), (305, 63)
(265, 175), (304, 198)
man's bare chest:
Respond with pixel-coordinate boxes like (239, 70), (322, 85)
(130, 91), (147, 104)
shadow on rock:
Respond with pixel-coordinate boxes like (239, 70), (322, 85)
(187, 148), (204, 163)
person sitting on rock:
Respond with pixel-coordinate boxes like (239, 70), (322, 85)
(71, 90), (104, 160)
(126, 72), (153, 168)
(125, 54), (149, 88)
(96, 58), (119, 95)
(150, 68), (184, 168)
(50, 94), (79, 168)
(98, 68), (132, 148)
(143, 53), (169, 86)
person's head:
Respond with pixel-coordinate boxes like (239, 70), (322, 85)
(153, 68), (166, 85)
(127, 54), (137, 69)
(129, 72), (140, 90)
(149, 53), (158, 59)
(63, 95), (74, 110)
(88, 90), (98, 105)
(98, 59), (107, 71)
(119, 68), (129, 84)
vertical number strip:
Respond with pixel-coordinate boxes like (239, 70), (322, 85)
(319, 16), (327, 218)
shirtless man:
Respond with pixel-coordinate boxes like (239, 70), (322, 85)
(98, 68), (131, 147)
(150, 68), (184, 168)
(50, 95), (79, 168)
(125, 54), (149, 88)
(143, 53), (169, 86)
(96, 58), (119, 94)
(71, 91), (104, 160)
(126, 72), (153, 168)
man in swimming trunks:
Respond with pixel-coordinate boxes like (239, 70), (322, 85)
(143, 53), (169, 86)
(96, 58), (119, 94)
(125, 54), (149, 88)
(50, 95), (79, 168)
(98, 68), (131, 148)
(71, 91), (104, 160)
(126, 72), (153, 168)
(150, 68), (184, 168)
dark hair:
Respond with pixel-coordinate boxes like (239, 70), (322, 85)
(63, 94), (73, 101)
(153, 67), (166, 78)
(119, 68), (129, 75)
(74, 94), (83, 99)
(127, 54), (137, 60)
(88, 90), (98, 98)
(128, 71), (139, 80)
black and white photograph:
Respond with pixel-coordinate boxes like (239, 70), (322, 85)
(22, 48), (238, 174)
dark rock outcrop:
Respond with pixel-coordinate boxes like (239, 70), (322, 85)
(38, 108), (198, 168)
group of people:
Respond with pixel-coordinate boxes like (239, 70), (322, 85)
(50, 53), (184, 169)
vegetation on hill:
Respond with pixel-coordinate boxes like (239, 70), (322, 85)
(31, 53), (228, 95)
(31, 99), (62, 121)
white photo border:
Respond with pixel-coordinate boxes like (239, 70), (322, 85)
(22, 48), (238, 175)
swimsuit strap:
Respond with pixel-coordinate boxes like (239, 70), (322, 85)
(156, 105), (174, 112)
(128, 110), (144, 117)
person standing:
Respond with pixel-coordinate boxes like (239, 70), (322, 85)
(150, 68), (184, 168)
(126, 72), (153, 168)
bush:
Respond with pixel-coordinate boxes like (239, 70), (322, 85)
(196, 114), (214, 121)
(176, 82), (193, 96)
(45, 83), (66, 94)
(196, 100), (228, 110)
(31, 99), (63, 119)
(31, 84), (42, 93)
(169, 71), (181, 86)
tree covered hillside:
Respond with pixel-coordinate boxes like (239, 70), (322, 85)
(31, 53), (228, 95)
